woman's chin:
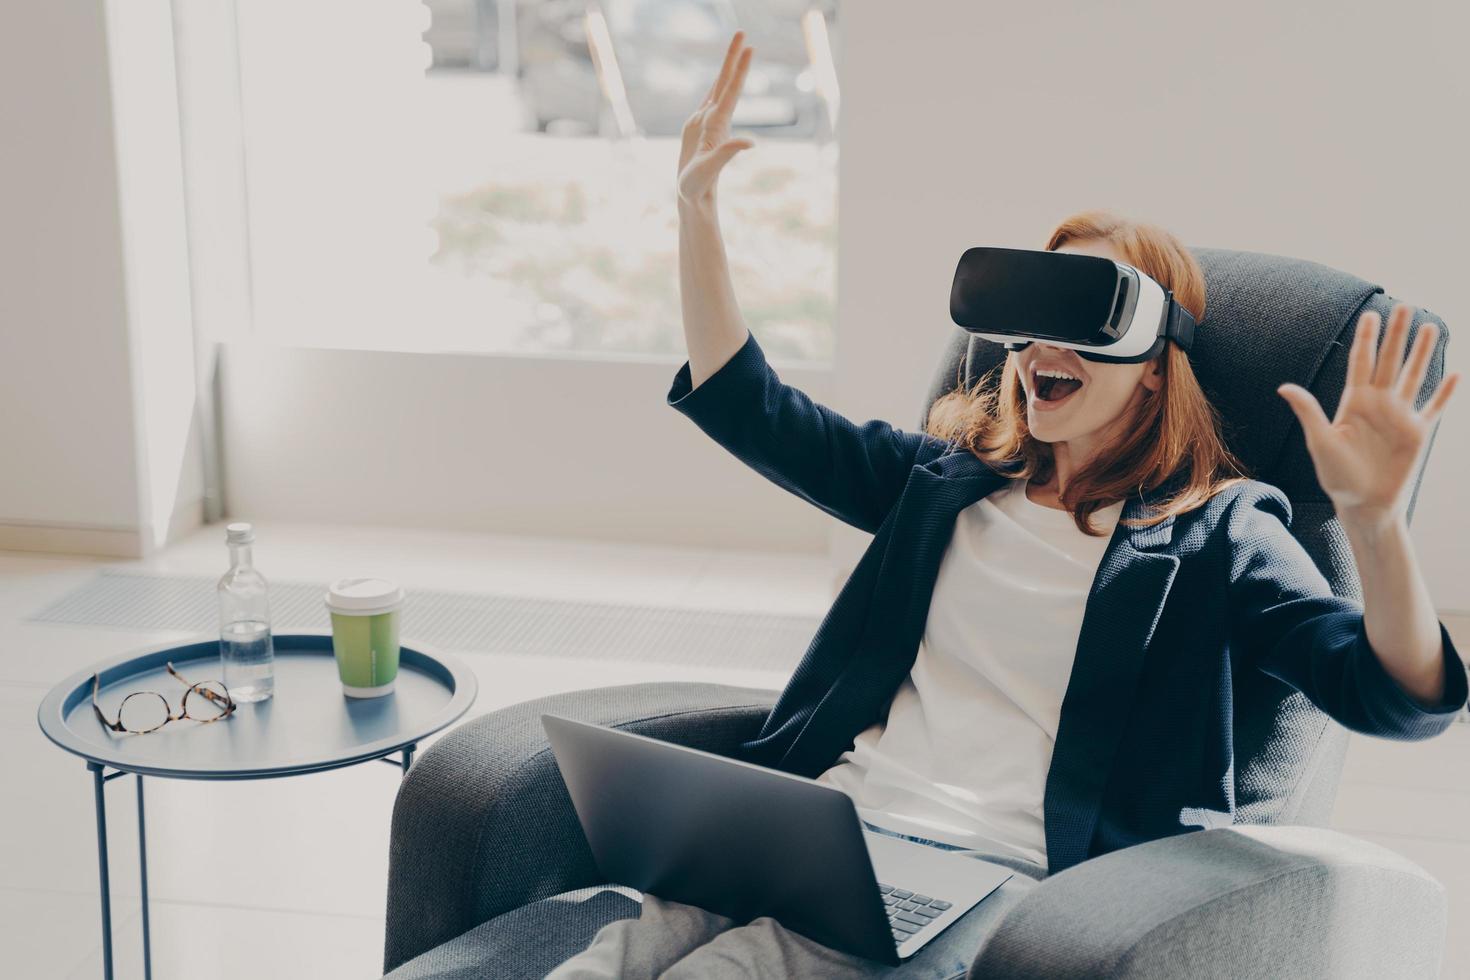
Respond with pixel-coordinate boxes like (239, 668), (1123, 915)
(1025, 402), (1075, 442)
(1025, 418), (1061, 443)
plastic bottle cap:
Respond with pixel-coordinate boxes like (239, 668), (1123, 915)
(226, 522), (255, 545)
(325, 577), (404, 616)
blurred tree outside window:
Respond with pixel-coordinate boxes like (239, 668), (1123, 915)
(234, 0), (838, 363)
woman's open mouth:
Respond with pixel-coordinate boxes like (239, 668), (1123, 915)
(1029, 366), (1085, 409)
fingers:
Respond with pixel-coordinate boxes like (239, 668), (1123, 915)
(708, 45), (754, 130)
(700, 31), (745, 112)
(1278, 383), (1333, 444)
(682, 32), (746, 173)
(1371, 302), (1413, 388)
(1395, 321), (1439, 405)
(707, 138), (754, 167)
(1417, 371), (1461, 425)
(1345, 312), (1377, 389)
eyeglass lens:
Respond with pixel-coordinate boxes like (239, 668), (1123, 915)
(183, 681), (232, 721)
(117, 691), (171, 733)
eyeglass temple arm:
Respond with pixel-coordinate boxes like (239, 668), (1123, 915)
(166, 662), (234, 708)
(91, 674), (126, 733)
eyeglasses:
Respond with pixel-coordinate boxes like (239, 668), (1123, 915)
(92, 662), (236, 735)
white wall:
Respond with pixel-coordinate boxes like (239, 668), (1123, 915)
(0, 1), (205, 557)
(833, 0), (1469, 609)
(220, 344), (833, 552)
(0, 1), (144, 554)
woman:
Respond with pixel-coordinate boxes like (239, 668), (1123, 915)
(548, 31), (1465, 980)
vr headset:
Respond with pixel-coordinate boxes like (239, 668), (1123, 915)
(948, 246), (1197, 363)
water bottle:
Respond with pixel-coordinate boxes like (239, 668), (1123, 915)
(218, 522), (275, 702)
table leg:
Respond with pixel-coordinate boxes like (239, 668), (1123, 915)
(89, 762), (114, 980)
(401, 743), (416, 776)
(137, 775), (152, 980)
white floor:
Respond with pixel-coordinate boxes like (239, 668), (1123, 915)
(2, 522), (1466, 978)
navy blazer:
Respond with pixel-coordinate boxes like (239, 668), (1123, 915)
(667, 329), (1468, 876)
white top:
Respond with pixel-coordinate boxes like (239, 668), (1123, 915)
(815, 478), (1124, 871)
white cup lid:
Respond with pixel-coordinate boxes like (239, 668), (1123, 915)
(325, 577), (404, 614)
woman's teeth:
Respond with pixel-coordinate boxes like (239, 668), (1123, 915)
(1034, 368), (1084, 402)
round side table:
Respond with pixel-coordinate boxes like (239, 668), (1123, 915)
(37, 632), (477, 980)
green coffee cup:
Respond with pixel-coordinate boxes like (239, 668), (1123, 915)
(324, 577), (405, 698)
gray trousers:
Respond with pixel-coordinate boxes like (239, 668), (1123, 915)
(544, 823), (1048, 980)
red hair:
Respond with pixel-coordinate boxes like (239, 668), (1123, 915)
(925, 210), (1247, 534)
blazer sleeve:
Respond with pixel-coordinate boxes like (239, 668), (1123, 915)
(666, 329), (948, 533)
(1225, 483), (1468, 741)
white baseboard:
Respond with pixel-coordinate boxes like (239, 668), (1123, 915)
(0, 520), (144, 558)
(0, 498), (203, 559)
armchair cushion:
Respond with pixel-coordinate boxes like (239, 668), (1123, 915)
(968, 823), (1447, 979)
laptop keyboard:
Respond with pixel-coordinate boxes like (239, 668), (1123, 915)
(878, 883), (954, 945)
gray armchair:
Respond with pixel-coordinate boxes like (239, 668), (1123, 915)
(382, 250), (1455, 979)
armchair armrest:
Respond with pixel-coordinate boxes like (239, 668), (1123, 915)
(969, 824), (1446, 979)
(382, 681), (778, 973)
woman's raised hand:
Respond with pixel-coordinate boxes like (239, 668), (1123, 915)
(677, 31), (755, 208)
(1278, 302), (1460, 529)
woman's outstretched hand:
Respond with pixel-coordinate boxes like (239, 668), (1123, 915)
(1278, 302), (1460, 530)
(677, 31), (755, 208)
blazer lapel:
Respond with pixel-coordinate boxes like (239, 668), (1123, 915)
(778, 451), (1011, 776)
(922, 445), (1021, 487)
(1042, 495), (1180, 875)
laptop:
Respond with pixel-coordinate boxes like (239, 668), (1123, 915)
(541, 713), (1015, 965)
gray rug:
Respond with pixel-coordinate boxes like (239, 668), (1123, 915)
(31, 571), (819, 671)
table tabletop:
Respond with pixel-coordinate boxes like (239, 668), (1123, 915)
(37, 632), (477, 779)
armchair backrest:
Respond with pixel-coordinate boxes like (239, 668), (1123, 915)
(920, 247), (1451, 826)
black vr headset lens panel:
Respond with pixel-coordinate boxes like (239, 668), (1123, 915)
(948, 246), (1193, 363)
(950, 248), (1124, 346)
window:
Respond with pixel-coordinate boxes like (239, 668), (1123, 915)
(231, 0), (840, 362)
